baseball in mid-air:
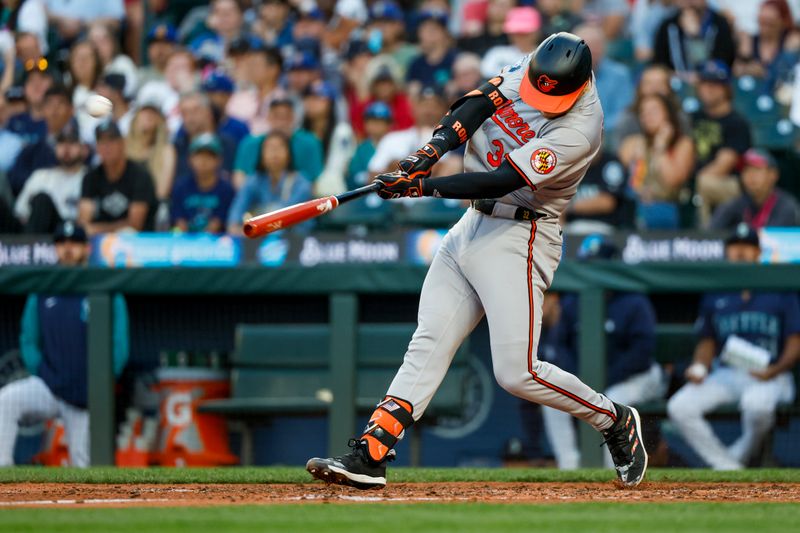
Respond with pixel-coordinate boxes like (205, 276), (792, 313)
(86, 94), (113, 118)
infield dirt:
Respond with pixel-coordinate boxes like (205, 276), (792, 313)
(2, 482), (799, 507)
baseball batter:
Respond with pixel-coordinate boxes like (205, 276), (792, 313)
(307, 33), (647, 488)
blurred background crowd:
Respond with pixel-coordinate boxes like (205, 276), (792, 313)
(0, 0), (798, 238)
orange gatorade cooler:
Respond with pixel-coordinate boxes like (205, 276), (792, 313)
(153, 368), (238, 466)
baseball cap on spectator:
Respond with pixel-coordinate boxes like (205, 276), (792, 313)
(698, 60), (731, 84)
(190, 36), (224, 65)
(503, 7), (541, 34)
(5, 85), (25, 102)
(304, 80), (337, 100)
(345, 39), (371, 61)
(418, 84), (446, 101)
(189, 133), (223, 157)
(228, 34), (266, 56)
(725, 223), (760, 248)
(55, 118), (81, 144)
(202, 71), (235, 93)
(298, 5), (325, 21)
(99, 73), (126, 97)
(147, 23), (178, 44)
(577, 234), (618, 260)
(54, 221), (88, 243)
(287, 51), (320, 71)
(371, 1), (404, 22)
(416, 9), (449, 28)
(742, 148), (777, 169)
(371, 65), (398, 85)
(364, 101), (393, 122)
(95, 119), (122, 141)
(44, 84), (71, 102)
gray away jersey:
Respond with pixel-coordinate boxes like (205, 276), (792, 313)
(463, 55), (604, 218)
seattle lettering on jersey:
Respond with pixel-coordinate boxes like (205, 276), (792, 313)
(715, 311), (780, 356)
(493, 102), (536, 146)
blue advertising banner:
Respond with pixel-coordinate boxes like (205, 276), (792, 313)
(760, 228), (800, 263)
(90, 233), (242, 267)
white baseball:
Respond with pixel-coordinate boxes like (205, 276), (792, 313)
(86, 94), (113, 118)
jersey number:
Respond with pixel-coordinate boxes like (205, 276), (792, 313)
(486, 140), (504, 168)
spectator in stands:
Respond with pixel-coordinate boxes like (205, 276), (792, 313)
(692, 60), (752, 226)
(13, 119), (86, 233)
(173, 91), (237, 180)
(368, 86), (461, 177)
(582, 0), (630, 38)
(367, 1), (418, 76)
(137, 23), (177, 88)
(347, 102), (393, 190)
(79, 120), (156, 234)
(542, 235), (663, 469)
(406, 9), (457, 95)
(67, 39), (102, 135)
(631, 0), (677, 62)
(733, 0), (800, 92)
(87, 22), (138, 99)
(610, 64), (691, 152)
(652, 0), (736, 79)
(538, 0), (584, 37)
(668, 224), (800, 469)
(46, 0), (124, 43)
(563, 150), (633, 232)
(227, 131), (312, 234)
(137, 49), (198, 134)
(285, 50), (322, 98)
(0, 0), (47, 57)
(0, 221), (128, 467)
(226, 44), (285, 135)
(126, 102), (176, 204)
(6, 57), (52, 145)
(574, 23), (634, 133)
(0, 87), (26, 178)
(481, 6), (541, 79)
(303, 80), (355, 196)
(250, 0), (294, 51)
(710, 148), (800, 230)
(447, 52), (483, 101)
(95, 73), (132, 136)
(349, 62), (414, 139)
(458, 0), (513, 57)
(188, 0), (246, 65)
(232, 98), (323, 189)
(8, 84), (74, 197)
(618, 93), (695, 229)
(202, 70), (250, 145)
(170, 133), (234, 234)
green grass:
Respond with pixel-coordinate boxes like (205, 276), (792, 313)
(1, 466), (800, 484)
(1, 503), (798, 533)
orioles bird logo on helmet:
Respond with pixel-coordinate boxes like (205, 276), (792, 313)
(536, 75), (559, 93)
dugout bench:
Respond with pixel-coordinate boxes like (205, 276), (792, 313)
(199, 319), (469, 465)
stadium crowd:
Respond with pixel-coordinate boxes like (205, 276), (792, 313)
(0, 0), (797, 236)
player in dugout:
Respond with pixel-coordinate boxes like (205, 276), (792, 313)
(307, 32), (648, 489)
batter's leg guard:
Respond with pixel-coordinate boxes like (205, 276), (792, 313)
(361, 396), (415, 462)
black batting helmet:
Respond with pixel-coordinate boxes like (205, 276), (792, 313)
(519, 32), (592, 114)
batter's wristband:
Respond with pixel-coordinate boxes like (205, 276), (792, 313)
(418, 143), (441, 161)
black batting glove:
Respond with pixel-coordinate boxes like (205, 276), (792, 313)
(374, 170), (426, 199)
(397, 143), (441, 180)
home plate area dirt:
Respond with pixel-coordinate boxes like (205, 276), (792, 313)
(2, 482), (800, 507)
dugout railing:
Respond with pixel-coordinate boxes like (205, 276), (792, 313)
(1, 261), (798, 467)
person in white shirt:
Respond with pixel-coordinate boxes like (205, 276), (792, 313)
(46, 0), (124, 42)
(14, 119), (87, 232)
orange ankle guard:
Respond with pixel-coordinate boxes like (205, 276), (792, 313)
(361, 396), (414, 462)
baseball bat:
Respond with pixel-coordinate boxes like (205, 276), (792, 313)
(243, 182), (381, 238)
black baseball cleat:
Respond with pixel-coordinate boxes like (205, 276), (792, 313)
(602, 402), (648, 487)
(306, 439), (394, 490)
